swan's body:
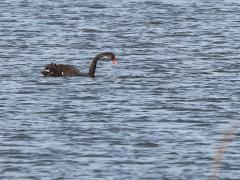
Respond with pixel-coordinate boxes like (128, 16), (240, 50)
(41, 64), (85, 77)
(41, 52), (117, 78)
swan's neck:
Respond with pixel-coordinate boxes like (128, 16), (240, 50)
(88, 55), (102, 78)
(88, 60), (97, 78)
(88, 52), (114, 78)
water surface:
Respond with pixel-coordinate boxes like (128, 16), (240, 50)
(0, 0), (240, 179)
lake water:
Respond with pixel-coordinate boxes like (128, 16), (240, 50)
(0, 0), (239, 179)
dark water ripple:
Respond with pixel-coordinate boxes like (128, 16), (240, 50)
(0, 0), (240, 179)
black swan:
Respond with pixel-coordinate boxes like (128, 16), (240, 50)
(41, 52), (117, 78)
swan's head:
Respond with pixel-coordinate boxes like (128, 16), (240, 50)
(41, 63), (56, 76)
(99, 52), (117, 64)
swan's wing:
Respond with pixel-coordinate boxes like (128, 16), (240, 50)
(42, 64), (84, 76)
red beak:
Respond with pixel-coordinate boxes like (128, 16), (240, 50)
(113, 58), (117, 64)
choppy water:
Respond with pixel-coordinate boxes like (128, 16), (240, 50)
(0, 0), (240, 179)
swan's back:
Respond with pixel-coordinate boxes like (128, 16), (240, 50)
(41, 63), (83, 77)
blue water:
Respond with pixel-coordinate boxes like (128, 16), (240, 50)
(0, 0), (239, 179)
